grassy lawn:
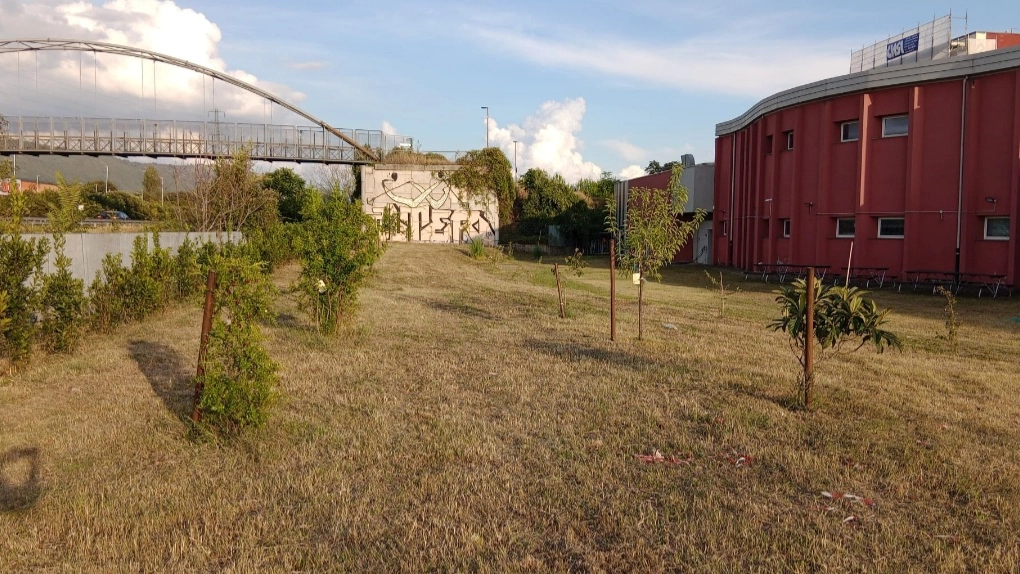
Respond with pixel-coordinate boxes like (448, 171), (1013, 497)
(2, 242), (1019, 572)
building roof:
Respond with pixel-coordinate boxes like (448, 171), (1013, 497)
(716, 44), (1020, 137)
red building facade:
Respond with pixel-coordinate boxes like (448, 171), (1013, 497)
(714, 45), (1020, 286)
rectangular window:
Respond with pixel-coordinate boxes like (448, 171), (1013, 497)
(785, 131), (794, 150)
(836, 218), (855, 238)
(841, 121), (859, 142)
(764, 134), (773, 154)
(882, 115), (909, 137)
(877, 217), (905, 238)
(985, 216), (1010, 240)
(782, 219), (791, 237)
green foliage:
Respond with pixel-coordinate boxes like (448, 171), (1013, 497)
(243, 222), (295, 273)
(176, 148), (276, 231)
(442, 148), (515, 225)
(705, 270), (740, 318)
(935, 286), (960, 353)
(39, 233), (87, 353)
(172, 238), (205, 300)
(264, 168), (314, 223)
(295, 194), (383, 335)
(468, 237), (486, 260)
(608, 165), (706, 339)
(564, 248), (587, 276)
(380, 205), (402, 240)
(88, 253), (131, 331)
(0, 291), (10, 334)
(196, 253), (278, 434)
(142, 166), (161, 202)
(0, 188), (49, 366)
(576, 171), (619, 202)
(85, 189), (160, 220)
(768, 279), (901, 407)
(47, 174), (87, 232)
(520, 168), (577, 222)
(645, 160), (683, 175)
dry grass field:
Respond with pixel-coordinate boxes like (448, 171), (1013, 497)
(2, 242), (1020, 572)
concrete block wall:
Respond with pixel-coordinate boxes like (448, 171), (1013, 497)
(23, 231), (243, 282)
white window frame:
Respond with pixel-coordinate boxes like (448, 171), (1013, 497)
(882, 115), (909, 138)
(984, 216), (1010, 240)
(782, 219), (791, 237)
(785, 131), (794, 150)
(840, 120), (859, 142)
(836, 218), (855, 238)
(877, 217), (905, 238)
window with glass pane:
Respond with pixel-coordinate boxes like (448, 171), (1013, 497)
(882, 115), (908, 137)
(841, 121), (859, 142)
(836, 218), (855, 237)
(878, 218), (905, 237)
(985, 217), (1009, 239)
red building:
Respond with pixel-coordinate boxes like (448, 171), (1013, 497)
(714, 38), (1020, 287)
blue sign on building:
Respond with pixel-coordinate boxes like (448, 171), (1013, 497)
(887, 33), (920, 61)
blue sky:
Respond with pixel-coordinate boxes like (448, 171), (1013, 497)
(2, 1), (1019, 180)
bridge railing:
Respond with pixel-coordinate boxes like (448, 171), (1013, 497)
(0, 116), (407, 164)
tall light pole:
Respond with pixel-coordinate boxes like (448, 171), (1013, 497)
(481, 106), (489, 148)
(104, 165), (109, 194)
(512, 140), (519, 178)
(160, 176), (164, 206)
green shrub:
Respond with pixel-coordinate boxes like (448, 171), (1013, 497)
(196, 253), (278, 434)
(89, 253), (130, 331)
(243, 222), (295, 273)
(39, 234), (87, 353)
(468, 237), (486, 260)
(123, 235), (164, 320)
(173, 238), (205, 301)
(0, 190), (49, 365)
(295, 195), (383, 335)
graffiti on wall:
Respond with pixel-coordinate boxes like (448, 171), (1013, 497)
(362, 167), (498, 244)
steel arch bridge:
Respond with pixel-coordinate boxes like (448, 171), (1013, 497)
(0, 39), (400, 164)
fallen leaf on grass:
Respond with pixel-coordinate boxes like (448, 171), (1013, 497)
(821, 491), (875, 507)
(636, 450), (693, 466)
(721, 450), (754, 467)
(842, 515), (858, 525)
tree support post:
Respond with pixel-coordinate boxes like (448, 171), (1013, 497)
(804, 267), (815, 407)
(191, 270), (217, 422)
(554, 263), (565, 319)
(610, 238), (616, 342)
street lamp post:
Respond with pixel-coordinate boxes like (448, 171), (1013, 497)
(104, 165), (109, 194)
(160, 176), (164, 206)
(512, 140), (519, 178)
(481, 106), (489, 148)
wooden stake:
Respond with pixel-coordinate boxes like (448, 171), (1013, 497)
(610, 239), (616, 341)
(191, 270), (217, 423)
(554, 263), (565, 319)
(804, 267), (815, 408)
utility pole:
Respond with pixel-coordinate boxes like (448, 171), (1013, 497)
(104, 165), (109, 194)
(513, 140), (519, 178)
(481, 106), (489, 148)
(160, 176), (164, 206)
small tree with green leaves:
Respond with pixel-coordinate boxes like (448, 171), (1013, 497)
(0, 172), (49, 367)
(142, 165), (162, 203)
(768, 280), (901, 408)
(607, 165), (705, 340)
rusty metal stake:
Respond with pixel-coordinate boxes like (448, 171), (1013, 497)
(610, 238), (616, 342)
(804, 267), (815, 408)
(554, 263), (565, 319)
(191, 270), (217, 423)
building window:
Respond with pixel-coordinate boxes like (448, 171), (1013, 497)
(877, 217), (905, 238)
(836, 218), (855, 238)
(985, 216), (1010, 240)
(882, 115), (909, 137)
(782, 219), (791, 237)
(764, 134), (773, 154)
(785, 131), (794, 150)
(841, 121), (859, 142)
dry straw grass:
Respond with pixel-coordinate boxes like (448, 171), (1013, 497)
(2, 243), (1019, 572)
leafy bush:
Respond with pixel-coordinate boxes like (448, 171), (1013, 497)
(195, 253), (278, 434)
(172, 238), (205, 300)
(89, 253), (131, 332)
(39, 234), (87, 353)
(468, 237), (486, 260)
(0, 190), (49, 365)
(295, 194), (383, 335)
(243, 222), (295, 273)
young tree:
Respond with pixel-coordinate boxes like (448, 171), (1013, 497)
(768, 279), (901, 408)
(142, 165), (161, 202)
(173, 149), (276, 231)
(264, 167), (313, 222)
(608, 165), (705, 340)
(442, 148), (515, 226)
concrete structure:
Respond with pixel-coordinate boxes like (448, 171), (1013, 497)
(362, 164), (499, 245)
(715, 40), (1020, 286)
(614, 157), (715, 264)
(24, 231), (242, 282)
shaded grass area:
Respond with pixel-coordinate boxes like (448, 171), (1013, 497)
(2, 243), (1019, 571)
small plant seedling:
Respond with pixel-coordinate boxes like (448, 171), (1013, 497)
(705, 270), (739, 318)
(564, 248), (587, 276)
(935, 286), (960, 353)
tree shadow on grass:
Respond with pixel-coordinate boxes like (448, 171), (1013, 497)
(129, 340), (193, 420)
(0, 446), (41, 512)
(523, 338), (654, 370)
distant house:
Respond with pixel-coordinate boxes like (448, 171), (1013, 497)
(0, 179), (57, 194)
(613, 155), (715, 264)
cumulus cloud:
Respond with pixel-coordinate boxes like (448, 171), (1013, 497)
(601, 139), (648, 163)
(618, 165), (646, 180)
(0, 0), (304, 121)
(381, 121), (399, 135)
(487, 97), (602, 184)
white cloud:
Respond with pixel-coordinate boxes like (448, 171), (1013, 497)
(619, 165), (645, 180)
(487, 97), (602, 184)
(381, 121), (399, 135)
(0, 0), (305, 121)
(601, 139), (648, 163)
(288, 61), (328, 71)
(467, 23), (848, 98)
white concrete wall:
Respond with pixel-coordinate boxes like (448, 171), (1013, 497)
(23, 231), (242, 282)
(362, 164), (499, 245)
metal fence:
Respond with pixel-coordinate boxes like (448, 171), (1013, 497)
(850, 14), (953, 73)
